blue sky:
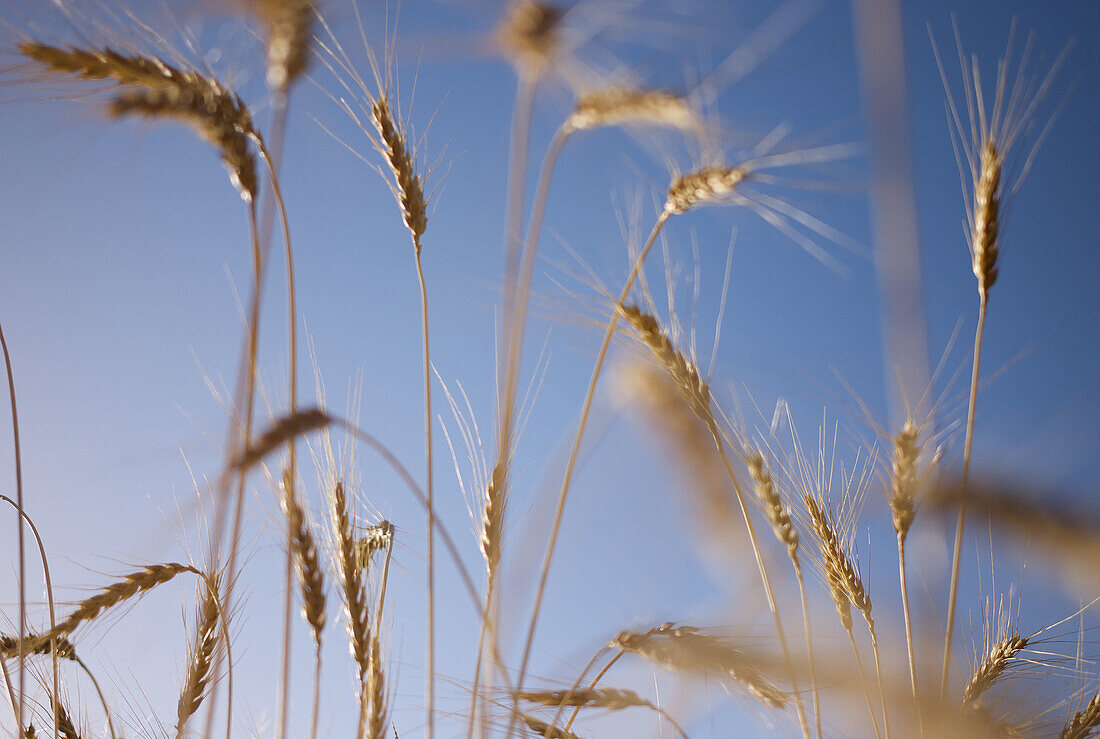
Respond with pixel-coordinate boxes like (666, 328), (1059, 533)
(1, 0), (1099, 736)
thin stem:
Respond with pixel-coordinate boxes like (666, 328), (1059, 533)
(941, 291), (988, 698)
(204, 200), (263, 739)
(0, 321), (26, 732)
(0, 658), (15, 726)
(507, 211), (670, 736)
(848, 627), (883, 739)
(794, 561), (821, 739)
(310, 648), (322, 739)
(0, 496), (60, 739)
(867, 623), (891, 739)
(710, 435), (809, 739)
(72, 656), (115, 739)
(898, 534), (922, 734)
(413, 245), (435, 739)
(466, 581), (494, 739)
(562, 651), (622, 731)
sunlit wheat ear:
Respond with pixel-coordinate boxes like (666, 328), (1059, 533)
(480, 462), (507, 579)
(280, 470), (326, 646)
(497, 0), (562, 73)
(565, 87), (698, 134)
(520, 714), (579, 739)
(24, 563), (198, 651)
(803, 495), (857, 632)
(962, 634), (1028, 706)
(747, 451), (799, 560)
(254, 0), (314, 92)
(1063, 688), (1100, 738)
(665, 165), (749, 215)
(52, 697), (81, 739)
(331, 481), (370, 679)
(617, 304), (710, 421)
(612, 624), (788, 709)
(930, 22), (1072, 299)
(354, 520), (394, 575)
(372, 94), (428, 249)
(20, 42), (262, 202)
(176, 574), (221, 735)
(518, 688), (652, 711)
(889, 420), (920, 540)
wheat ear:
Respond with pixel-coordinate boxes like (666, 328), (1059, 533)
(887, 420), (923, 721)
(565, 87), (697, 134)
(175, 574), (222, 737)
(962, 634), (1028, 706)
(255, 0), (314, 93)
(1063, 688), (1100, 738)
(520, 714), (580, 739)
(331, 482), (370, 679)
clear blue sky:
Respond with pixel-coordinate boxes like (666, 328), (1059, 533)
(1, 0), (1098, 736)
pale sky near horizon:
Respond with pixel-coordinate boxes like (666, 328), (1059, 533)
(1, 0), (1098, 736)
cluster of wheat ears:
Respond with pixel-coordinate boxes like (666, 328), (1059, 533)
(0, 0), (1096, 737)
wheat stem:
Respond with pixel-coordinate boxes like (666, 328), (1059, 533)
(848, 627), (883, 739)
(794, 563), (821, 739)
(897, 534), (922, 733)
(0, 321), (27, 732)
(507, 211), (669, 736)
(942, 292), (988, 698)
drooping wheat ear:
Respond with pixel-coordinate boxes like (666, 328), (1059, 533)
(480, 462), (507, 579)
(747, 451), (799, 560)
(255, 0), (314, 92)
(520, 714), (581, 739)
(962, 634), (1028, 706)
(176, 574), (221, 736)
(613, 625), (788, 709)
(804, 495), (871, 626)
(354, 520), (394, 575)
(20, 43), (261, 202)
(971, 141), (1002, 296)
(20, 563), (198, 652)
(565, 88), (697, 134)
(1, 634), (76, 660)
(518, 688), (652, 711)
(371, 95), (428, 250)
(332, 481), (370, 678)
(1063, 687), (1100, 739)
(22, 725), (35, 738)
(664, 166), (749, 215)
(497, 0), (562, 71)
(889, 420), (920, 540)
(618, 304), (710, 420)
(280, 470), (326, 646)
(233, 408), (330, 472)
(363, 633), (388, 739)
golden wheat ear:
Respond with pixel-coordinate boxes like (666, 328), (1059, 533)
(254, 0), (314, 93)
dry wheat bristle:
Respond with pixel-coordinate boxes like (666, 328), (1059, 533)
(971, 141), (1002, 294)
(255, 0), (314, 91)
(354, 520), (394, 575)
(665, 166), (748, 215)
(372, 95), (428, 250)
(517, 688), (652, 712)
(520, 714), (581, 739)
(747, 451), (799, 560)
(364, 633), (388, 739)
(613, 624), (788, 709)
(565, 87), (697, 133)
(804, 495), (863, 631)
(21, 42), (261, 202)
(1062, 688), (1100, 738)
(889, 420), (920, 539)
(618, 304), (710, 421)
(234, 408), (329, 472)
(176, 575), (221, 735)
(333, 481), (370, 678)
(962, 634), (1028, 705)
(497, 0), (561, 71)
(281, 470), (326, 646)
(480, 462), (507, 579)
